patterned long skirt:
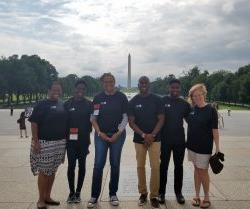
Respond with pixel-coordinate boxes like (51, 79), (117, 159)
(30, 139), (66, 176)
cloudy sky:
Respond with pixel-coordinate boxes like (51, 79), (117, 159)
(0, 0), (249, 86)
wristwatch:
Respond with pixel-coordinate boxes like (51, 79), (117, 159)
(141, 133), (146, 138)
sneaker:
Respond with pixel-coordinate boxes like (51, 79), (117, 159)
(67, 193), (75, 204)
(87, 197), (97, 208)
(74, 192), (81, 203)
(110, 195), (119, 206)
(159, 194), (165, 204)
(176, 193), (185, 204)
(150, 198), (160, 209)
(138, 193), (147, 206)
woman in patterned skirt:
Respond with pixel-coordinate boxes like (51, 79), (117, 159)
(29, 81), (68, 209)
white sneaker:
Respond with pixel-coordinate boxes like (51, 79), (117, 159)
(87, 197), (97, 208)
(110, 195), (119, 206)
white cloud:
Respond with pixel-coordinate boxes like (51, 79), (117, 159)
(0, 0), (249, 86)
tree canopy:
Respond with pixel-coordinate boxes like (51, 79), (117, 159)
(0, 54), (249, 106)
(150, 65), (250, 104)
(0, 55), (102, 106)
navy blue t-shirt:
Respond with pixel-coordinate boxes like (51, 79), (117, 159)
(186, 104), (218, 154)
(29, 99), (68, 141)
(64, 97), (93, 141)
(128, 93), (164, 144)
(162, 96), (191, 145)
(93, 91), (128, 135)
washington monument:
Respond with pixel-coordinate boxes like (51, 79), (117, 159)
(127, 53), (131, 88)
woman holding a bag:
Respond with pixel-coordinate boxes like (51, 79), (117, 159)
(186, 84), (221, 209)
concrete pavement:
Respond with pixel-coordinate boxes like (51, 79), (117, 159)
(0, 110), (250, 209)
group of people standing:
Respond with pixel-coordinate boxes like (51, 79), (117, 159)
(29, 73), (220, 209)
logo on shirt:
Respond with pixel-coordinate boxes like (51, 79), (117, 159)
(136, 104), (142, 108)
(190, 111), (195, 115)
(101, 101), (107, 105)
(165, 104), (171, 107)
(50, 105), (57, 109)
(69, 107), (76, 111)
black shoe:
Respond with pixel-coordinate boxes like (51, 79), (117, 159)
(138, 193), (147, 206)
(176, 194), (185, 204)
(45, 200), (60, 206)
(159, 194), (165, 204)
(37, 206), (47, 209)
(67, 193), (75, 204)
(150, 198), (160, 209)
(74, 192), (81, 203)
(87, 197), (98, 208)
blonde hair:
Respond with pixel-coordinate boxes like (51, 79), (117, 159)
(188, 83), (207, 106)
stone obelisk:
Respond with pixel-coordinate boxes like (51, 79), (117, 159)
(127, 53), (131, 88)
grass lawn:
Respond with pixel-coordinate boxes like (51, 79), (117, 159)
(218, 104), (250, 111)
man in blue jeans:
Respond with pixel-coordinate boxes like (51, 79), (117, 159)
(87, 73), (128, 208)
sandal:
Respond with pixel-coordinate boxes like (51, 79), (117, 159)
(45, 200), (60, 206)
(200, 200), (211, 208)
(192, 197), (201, 207)
(37, 202), (47, 209)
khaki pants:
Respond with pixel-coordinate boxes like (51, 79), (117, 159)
(135, 142), (161, 199)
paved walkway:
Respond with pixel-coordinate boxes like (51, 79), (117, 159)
(0, 110), (250, 209)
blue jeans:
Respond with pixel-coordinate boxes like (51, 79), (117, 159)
(91, 131), (126, 199)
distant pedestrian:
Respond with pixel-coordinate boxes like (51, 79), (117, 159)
(218, 112), (224, 129)
(17, 111), (28, 138)
(10, 104), (14, 116)
(227, 108), (231, 116)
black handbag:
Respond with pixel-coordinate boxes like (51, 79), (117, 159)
(209, 152), (225, 174)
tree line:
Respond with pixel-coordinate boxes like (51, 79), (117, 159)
(151, 65), (250, 104)
(0, 55), (102, 106)
(0, 54), (249, 106)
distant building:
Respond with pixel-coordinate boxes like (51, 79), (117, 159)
(127, 54), (131, 88)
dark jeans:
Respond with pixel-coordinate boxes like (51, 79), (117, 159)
(159, 143), (185, 196)
(91, 131), (126, 199)
(67, 142), (88, 194)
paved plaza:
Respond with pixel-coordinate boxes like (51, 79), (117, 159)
(0, 109), (250, 209)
